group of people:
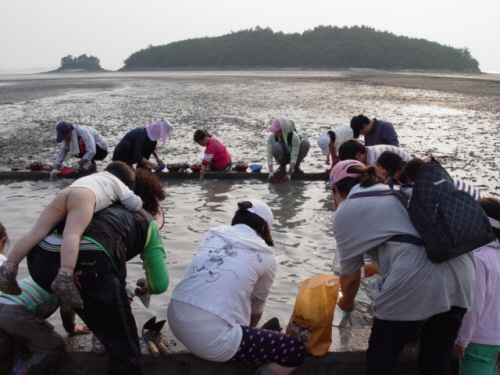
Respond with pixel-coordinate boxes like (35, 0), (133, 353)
(0, 113), (498, 375)
(321, 115), (499, 375)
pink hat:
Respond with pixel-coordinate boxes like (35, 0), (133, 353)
(267, 119), (282, 133)
(145, 119), (173, 144)
(329, 160), (366, 187)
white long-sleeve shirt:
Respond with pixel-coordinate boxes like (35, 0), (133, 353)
(456, 243), (500, 347)
(54, 124), (108, 165)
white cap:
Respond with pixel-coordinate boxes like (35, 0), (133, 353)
(247, 199), (273, 229)
(317, 133), (330, 156)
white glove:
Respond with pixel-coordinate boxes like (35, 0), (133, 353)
(286, 170), (293, 181)
(71, 162), (80, 172)
(268, 172), (275, 180)
(50, 170), (59, 180)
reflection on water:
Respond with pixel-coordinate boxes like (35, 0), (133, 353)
(0, 177), (372, 349)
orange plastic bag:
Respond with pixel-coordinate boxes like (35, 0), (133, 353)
(285, 273), (339, 357)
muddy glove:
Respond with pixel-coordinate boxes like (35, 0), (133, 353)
(286, 170), (293, 181)
(135, 277), (150, 298)
(71, 162), (81, 172)
(50, 169), (59, 180)
(268, 172), (275, 180)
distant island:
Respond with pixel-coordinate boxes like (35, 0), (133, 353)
(51, 54), (107, 72)
(120, 26), (480, 72)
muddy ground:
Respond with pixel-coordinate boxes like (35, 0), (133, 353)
(0, 70), (499, 194)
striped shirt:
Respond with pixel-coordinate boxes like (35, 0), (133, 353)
(55, 124), (108, 165)
(453, 178), (483, 200)
(366, 144), (412, 166)
(0, 277), (59, 319)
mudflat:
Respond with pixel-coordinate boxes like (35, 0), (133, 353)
(0, 70), (499, 195)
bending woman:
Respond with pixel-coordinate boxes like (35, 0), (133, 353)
(113, 119), (173, 171)
(167, 200), (305, 375)
(330, 160), (474, 375)
(27, 169), (169, 375)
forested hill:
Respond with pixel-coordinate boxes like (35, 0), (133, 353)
(121, 26), (480, 72)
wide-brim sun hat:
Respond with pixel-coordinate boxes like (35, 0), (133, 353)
(317, 134), (330, 156)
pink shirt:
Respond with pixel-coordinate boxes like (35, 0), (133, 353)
(201, 137), (231, 169)
(456, 244), (500, 347)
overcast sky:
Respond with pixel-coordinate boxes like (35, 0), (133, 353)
(1, 0), (499, 73)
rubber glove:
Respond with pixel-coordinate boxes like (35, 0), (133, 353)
(135, 277), (150, 298)
(157, 164), (165, 171)
(50, 169), (59, 180)
(71, 162), (81, 172)
(268, 172), (275, 180)
(286, 170), (293, 181)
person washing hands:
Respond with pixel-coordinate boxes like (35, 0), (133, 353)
(51, 121), (109, 179)
(266, 117), (309, 181)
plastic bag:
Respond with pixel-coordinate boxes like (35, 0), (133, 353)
(285, 273), (339, 357)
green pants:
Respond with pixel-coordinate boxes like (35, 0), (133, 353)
(460, 342), (500, 375)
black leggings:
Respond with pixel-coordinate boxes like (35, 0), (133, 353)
(228, 326), (306, 368)
(28, 246), (142, 375)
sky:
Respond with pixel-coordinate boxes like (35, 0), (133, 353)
(1, 0), (499, 73)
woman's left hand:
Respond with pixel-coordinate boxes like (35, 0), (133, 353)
(451, 343), (466, 360)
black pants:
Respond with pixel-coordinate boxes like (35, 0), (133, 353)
(28, 246), (142, 375)
(78, 138), (108, 161)
(366, 306), (467, 375)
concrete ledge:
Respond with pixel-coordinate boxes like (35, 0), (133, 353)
(0, 169), (329, 182)
(1, 327), (434, 375)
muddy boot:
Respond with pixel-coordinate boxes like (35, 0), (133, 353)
(260, 317), (282, 332)
(51, 268), (84, 309)
(0, 260), (22, 295)
(276, 163), (287, 174)
(293, 157), (304, 174)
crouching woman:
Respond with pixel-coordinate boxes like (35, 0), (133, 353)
(167, 200), (305, 375)
(330, 160), (474, 375)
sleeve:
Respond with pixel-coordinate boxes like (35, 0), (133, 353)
(456, 255), (487, 347)
(79, 126), (97, 161)
(289, 132), (301, 164)
(266, 134), (275, 165)
(113, 178), (142, 211)
(59, 300), (77, 333)
(54, 143), (69, 165)
(382, 122), (399, 147)
(250, 256), (277, 314)
(140, 221), (169, 295)
(201, 141), (215, 166)
(132, 130), (147, 164)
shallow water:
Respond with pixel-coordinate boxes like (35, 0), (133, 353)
(1, 177), (365, 338)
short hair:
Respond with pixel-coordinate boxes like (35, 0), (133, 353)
(338, 139), (367, 161)
(350, 115), (370, 138)
(327, 130), (336, 144)
(193, 129), (212, 142)
(231, 201), (273, 246)
(104, 161), (136, 190)
(376, 151), (405, 178)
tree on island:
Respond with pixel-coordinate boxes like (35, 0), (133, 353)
(58, 54), (103, 71)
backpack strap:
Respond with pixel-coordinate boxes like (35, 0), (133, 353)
(348, 188), (424, 246)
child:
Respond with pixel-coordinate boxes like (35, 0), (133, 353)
(193, 129), (231, 181)
(0, 161), (142, 308)
(452, 197), (500, 375)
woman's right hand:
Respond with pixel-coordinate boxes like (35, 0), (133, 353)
(338, 296), (355, 312)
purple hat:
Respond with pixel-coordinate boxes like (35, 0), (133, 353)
(56, 122), (71, 143)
